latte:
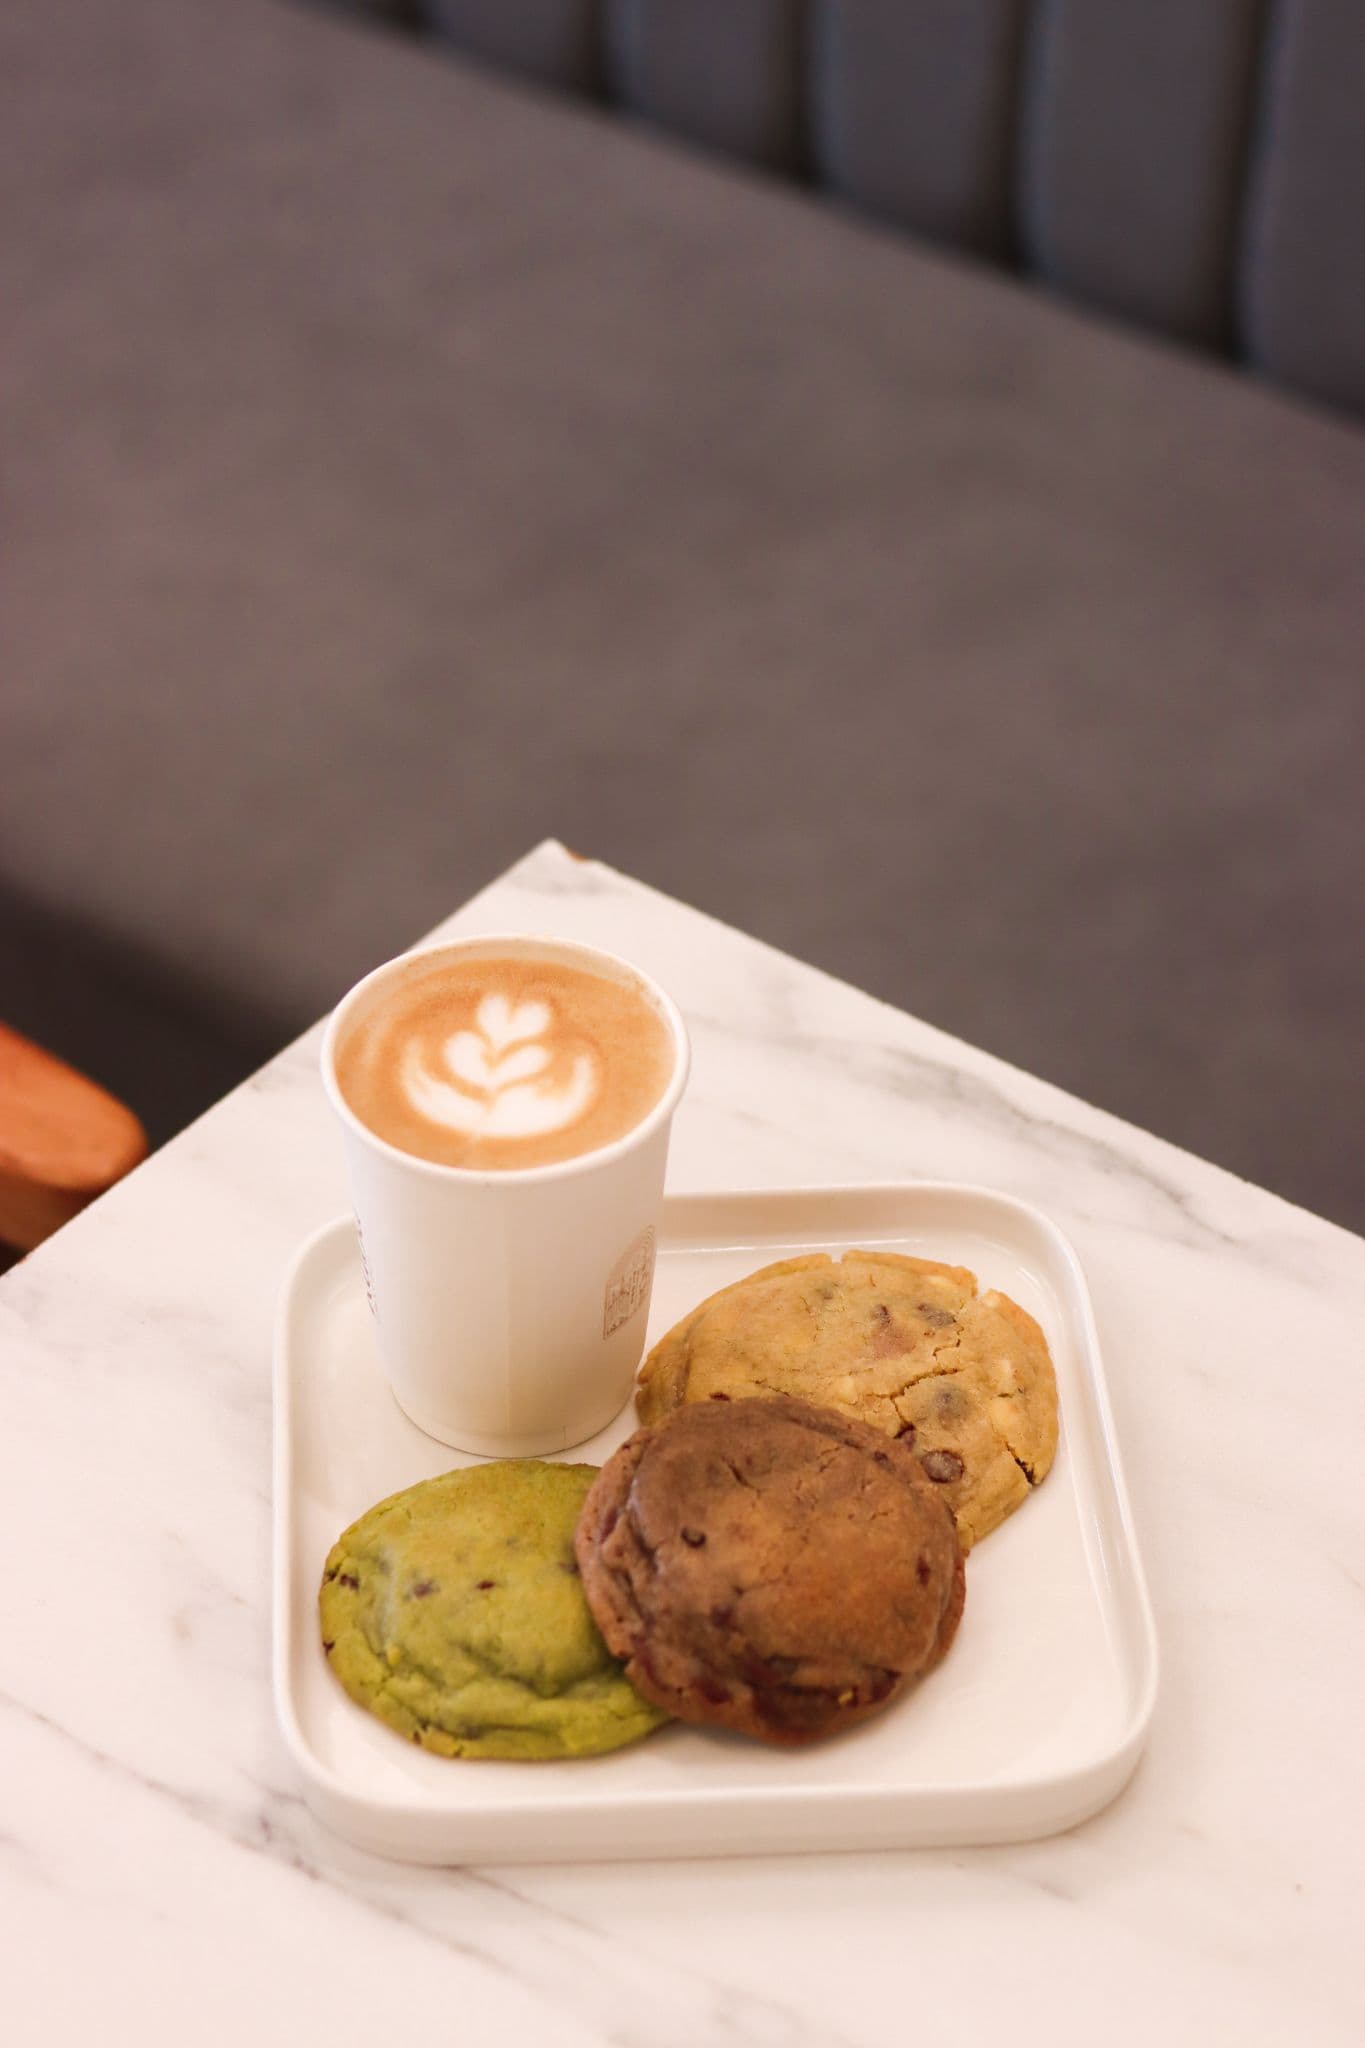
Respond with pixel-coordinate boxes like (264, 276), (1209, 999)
(334, 950), (676, 1170)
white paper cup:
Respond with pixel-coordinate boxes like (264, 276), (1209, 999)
(320, 935), (690, 1456)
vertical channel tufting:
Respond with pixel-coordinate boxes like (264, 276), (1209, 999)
(809, 1), (1033, 259)
(421, 0), (604, 93)
(1018, 0), (1270, 349)
(603, 1), (806, 172)
(344, 0), (1364, 416)
(1242, 0), (1365, 413)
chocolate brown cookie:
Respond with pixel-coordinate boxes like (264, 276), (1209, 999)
(635, 1251), (1058, 1549)
(574, 1395), (965, 1746)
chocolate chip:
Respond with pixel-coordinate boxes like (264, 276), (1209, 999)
(872, 1303), (891, 1326)
(475, 1579), (497, 1591)
(743, 1653), (800, 1686)
(918, 1305), (956, 1329)
(337, 1572), (359, 1590)
(872, 1450), (891, 1466)
(698, 1680), (732, 1706)
(760, 1686), (844, 1731)
(896, 1421), (917, 1445)
(921, 1449), (964, 1484)
(710, 1605), (735, 1629)
(915, 1556), (932, 1587)
(681, 1527), (706, 1547)
(709, 1391), (732, 1401)
(409, 1579), (436, 1598)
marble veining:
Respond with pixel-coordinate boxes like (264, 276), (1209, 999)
(3, 839), (1364, 2047)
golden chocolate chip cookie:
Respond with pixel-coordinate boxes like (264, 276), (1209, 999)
(636, 1251), (1058, 1549)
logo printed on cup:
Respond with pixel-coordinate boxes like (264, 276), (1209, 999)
(604, 1226), (657, 1338)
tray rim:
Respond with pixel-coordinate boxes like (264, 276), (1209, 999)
(273, 1182), (1160, 1860)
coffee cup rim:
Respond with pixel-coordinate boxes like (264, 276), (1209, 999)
(319, 932), (691, 1183)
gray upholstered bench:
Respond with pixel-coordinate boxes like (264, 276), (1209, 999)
(5, 0), (1363, 1225)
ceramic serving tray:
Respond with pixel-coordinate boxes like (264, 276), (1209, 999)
(273, 1184), (1158, 1864)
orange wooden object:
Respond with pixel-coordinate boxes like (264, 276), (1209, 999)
(0, 1024), (149, 1251)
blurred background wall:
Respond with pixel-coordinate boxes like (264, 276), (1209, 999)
(4, 0), (1364, 1228)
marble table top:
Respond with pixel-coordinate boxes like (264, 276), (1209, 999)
(4, 840), (1362, 2046)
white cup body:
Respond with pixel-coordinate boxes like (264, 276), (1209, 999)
(321, 935), (689, 1456)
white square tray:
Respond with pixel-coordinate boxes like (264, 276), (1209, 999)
(273, 1184), (1158, 1863)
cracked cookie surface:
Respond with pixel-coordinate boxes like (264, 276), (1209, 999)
(319, 1460), (669, 1759)
(635, 1250), (1058, 1549)
(575, 1396), (965, 1746)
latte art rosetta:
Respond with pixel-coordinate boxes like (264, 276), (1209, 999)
(402, 992), (600, 1139)
(333, 951), (675, 1170)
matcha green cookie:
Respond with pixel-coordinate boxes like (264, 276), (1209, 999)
(319, 1460), (669, 1760)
